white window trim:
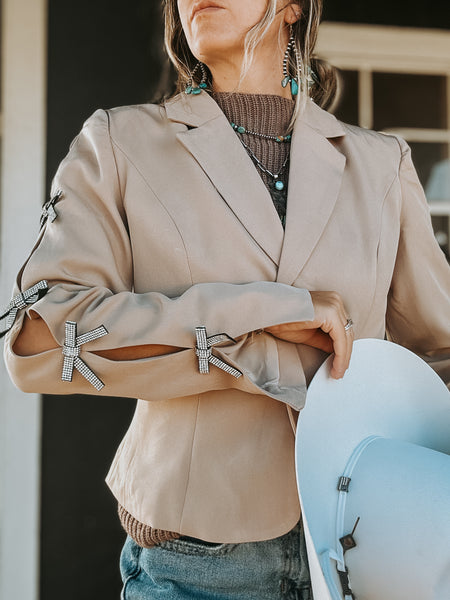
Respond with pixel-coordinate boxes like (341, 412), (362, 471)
(317, 22), (450, 243)
(317, 22), (450, 75)
(0, 1), (47, 599)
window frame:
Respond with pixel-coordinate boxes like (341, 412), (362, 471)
(317, 22), (450, 243)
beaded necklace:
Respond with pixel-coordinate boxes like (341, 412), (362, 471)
(237, 137), (290, 193)
(230, 120), (291, 199)
(235, 134), (290, 228)
(214, 92), (293, 228)
(230, 122), (292, 144)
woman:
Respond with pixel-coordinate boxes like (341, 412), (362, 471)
(3, 0), (449, 598)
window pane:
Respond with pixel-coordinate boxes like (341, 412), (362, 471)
(373, 72), (447, 130)
(410, 142), (450, 257)
(409, 142), (449, 197)
(431, 215), (449, 257)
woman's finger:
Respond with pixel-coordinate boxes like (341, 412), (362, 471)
(319, 294), (354, 379)
(343, 318), (354, 374)
(318, 295), (352, 378)
(327, 318), (349, 379)
(265, 291), (354, 378)
(294, 328), (334, 353)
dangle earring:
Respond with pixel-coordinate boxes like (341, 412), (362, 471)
(306, 65), (319, 89)
(281, 26), (300, 96)
(185, 62), (208, 95)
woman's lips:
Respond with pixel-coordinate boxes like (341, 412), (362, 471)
(191, 3), (224, 21)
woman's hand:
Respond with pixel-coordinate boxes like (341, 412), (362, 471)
(264, 291), (354, 379)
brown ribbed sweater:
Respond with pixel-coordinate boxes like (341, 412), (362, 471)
(118, 92), (295, 548)
(212, 92), (294, 225)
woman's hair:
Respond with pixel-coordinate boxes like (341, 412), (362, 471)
(163, 0), (339, 117)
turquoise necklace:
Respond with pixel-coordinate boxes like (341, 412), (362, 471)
(230, 119), (291, 227)
(230, 121), (292, 144)
(230, 121), (291, 193)
(238, 137), (290, 192)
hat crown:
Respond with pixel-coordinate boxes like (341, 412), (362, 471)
(343, 437), (450, 598)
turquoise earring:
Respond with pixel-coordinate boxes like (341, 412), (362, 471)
(281, 26), (300, 96)
(185, 62), (208, 95)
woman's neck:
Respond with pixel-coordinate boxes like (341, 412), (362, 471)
(206, 45), (291, 99)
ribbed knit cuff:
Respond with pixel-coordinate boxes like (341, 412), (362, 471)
(118, 503), (181, 548)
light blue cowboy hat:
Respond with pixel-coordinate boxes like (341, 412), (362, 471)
(296, 339), (450, 600)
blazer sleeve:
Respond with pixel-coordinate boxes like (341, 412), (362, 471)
(386, 137), (450, 387)
(3, 109), (314, 409)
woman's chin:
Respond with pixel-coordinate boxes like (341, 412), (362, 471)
(190, 38), (242, 68)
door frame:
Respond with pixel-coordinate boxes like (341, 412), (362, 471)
(0, 0), (48, 598)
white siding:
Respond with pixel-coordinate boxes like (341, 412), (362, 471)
(0, 0), (47, 598)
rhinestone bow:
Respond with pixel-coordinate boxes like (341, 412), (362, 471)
(40, 189), (63, 229)
(0, 280), (49, 338)
(62, 321), (108, 391)
(195, 326), (242, 379)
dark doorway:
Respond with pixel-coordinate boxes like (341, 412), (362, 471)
(42, 2), (166, 599)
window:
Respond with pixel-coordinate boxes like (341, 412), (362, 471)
(317, 23), (450, 256)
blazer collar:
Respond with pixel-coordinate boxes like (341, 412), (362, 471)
(165, 91), (222, 127)
(277, 100), (347, 284)
(166, 92), (285, 266)
(165, 93), (346, 281)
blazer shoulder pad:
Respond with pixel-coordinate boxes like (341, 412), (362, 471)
(102, 103), (172, 152)
(339, 121), (404, 172)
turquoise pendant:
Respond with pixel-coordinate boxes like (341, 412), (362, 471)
(275, 180), (285, 191)
(281, 75), (299, 96)
(185, 83), (207, 95)
(290, 78), (299, 96)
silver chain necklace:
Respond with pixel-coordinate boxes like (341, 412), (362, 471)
(230, 122), (292, 144)
(238, 138), (291, 192)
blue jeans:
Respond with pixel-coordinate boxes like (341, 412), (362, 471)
(120, 520), (312, 599)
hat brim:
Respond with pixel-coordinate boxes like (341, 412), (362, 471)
(295, 338), (450, 600)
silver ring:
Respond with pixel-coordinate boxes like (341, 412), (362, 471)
(344, 318), (354, 332)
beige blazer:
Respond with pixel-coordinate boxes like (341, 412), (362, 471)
(4, 92), (450, 543)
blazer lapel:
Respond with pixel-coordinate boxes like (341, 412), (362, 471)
(277, 101), (347, 285)
(165, 93), (284, 266)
